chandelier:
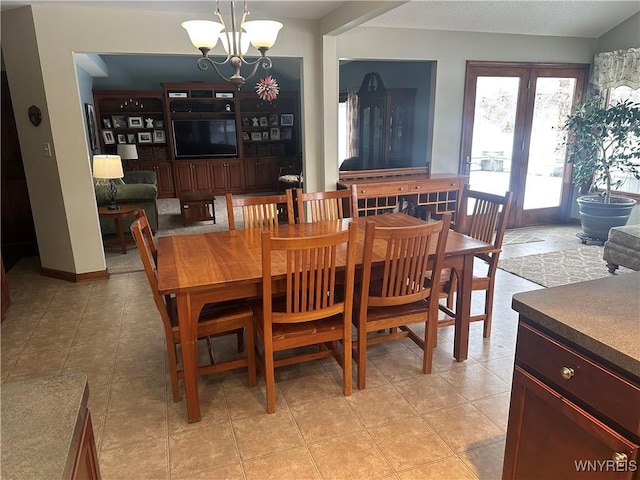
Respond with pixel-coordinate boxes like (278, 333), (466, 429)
(182, 0), (283, 88)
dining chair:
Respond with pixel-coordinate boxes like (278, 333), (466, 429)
(251, 222), (358, 413)
(438, 186), (513, 338)
(294, 188), (353, 223)
(354, 214), (450, 389)
(130, 213), (256, 402)
(225, 190), (294, 230)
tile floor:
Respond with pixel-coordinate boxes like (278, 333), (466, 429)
(1, 225), (581, 479)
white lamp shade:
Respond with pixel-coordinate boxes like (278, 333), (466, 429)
(220, 31), (250, 56)
(93, 155), (124, 179)
(117, 144), (138, 160)
(241, 20), (283, 49)
(182, 20), (224, 50)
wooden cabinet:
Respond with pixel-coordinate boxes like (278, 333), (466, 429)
(244, 157), (280, 192)
(211, 159), (244, 194)
(93, 90), (169, 162)
(173, 161), (212, 196)
(503, 322), (640, 479)
(140, 161), (174, 198)
(71, 411), (101, 480)
(357, 72), (415, 170)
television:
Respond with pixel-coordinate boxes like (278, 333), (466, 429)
(172, 119), (238, 158)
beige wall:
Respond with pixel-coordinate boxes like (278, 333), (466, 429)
(596, 12), (640, 53)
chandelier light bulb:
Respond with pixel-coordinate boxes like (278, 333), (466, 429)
(241, 20), (283, 50)
(182, 20), (224, 50)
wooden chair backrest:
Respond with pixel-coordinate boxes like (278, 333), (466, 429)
(295, 189), (353, 223)
(260, 223), (358, 325)
(455, 186), (513, 263)
(359, 214), (450, 309)
(130, 215), (173, 337)
(226, 190), (294, 230)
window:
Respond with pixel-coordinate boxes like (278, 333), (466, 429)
(606, 86), (640, 196)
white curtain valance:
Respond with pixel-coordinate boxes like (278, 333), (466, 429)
(591, 47), (640, 90)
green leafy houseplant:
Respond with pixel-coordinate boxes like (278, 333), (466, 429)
(562, 94), (640, 203)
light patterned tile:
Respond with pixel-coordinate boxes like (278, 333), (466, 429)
(289, 396), (363, 443)
(232, 410), (304, 460)
(398, 455), (478, 480)
(99, 437), (169, 480)
(345, 384), (416, 428)
(243, 446), (321, 480)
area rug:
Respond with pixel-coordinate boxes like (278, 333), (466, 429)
(502, 229), (543, 246)
(498, 246), (635, 288)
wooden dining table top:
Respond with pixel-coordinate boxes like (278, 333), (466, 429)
(156, 213), (493, 296)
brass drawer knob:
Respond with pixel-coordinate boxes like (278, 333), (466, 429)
(560, 366), (575, 379)
(613, 452), (628, 464)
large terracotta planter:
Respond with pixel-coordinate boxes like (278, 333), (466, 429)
(577, 195), (637, 241)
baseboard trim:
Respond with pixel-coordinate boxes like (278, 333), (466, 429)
(41, 267), (109, 282)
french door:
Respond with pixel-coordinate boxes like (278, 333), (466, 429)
(460, 62), (589, 227)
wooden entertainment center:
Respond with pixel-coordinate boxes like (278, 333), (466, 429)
(93, 82), (299, 199)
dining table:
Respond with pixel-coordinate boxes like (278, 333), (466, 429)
(157, 212), (493, 423)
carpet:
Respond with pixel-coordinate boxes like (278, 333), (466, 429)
(502, 230), (543, 246)
(498, 246), (635, 288)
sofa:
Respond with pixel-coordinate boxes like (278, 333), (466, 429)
(95, 170), (158, 234)
(603, 224), (640, 273)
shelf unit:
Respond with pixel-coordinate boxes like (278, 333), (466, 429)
(93, 90), (174, 198)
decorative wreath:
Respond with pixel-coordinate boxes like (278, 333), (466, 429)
(256, 75), (280, 102)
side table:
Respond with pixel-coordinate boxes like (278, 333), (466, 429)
(98, 204), (140, 254)
(179, 193), (216, 225)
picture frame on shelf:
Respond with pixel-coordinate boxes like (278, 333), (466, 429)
(153, 130), (165, 143)
(127, 134), (136, 144)
(262, 131), (269, 141)
(259, 116), (268, 127)
(128, 116), (143, 128)
(84, 103), (99, 151)
(111, 115), (127, 129)
(250, 132), (262, 141)
(117, 134), (127, 144)
(280, 114), (293, 126)
(269, 114), (279, 126)
(102, 118), (112, 129)
(282, 127), (292, 140)
(242, 132), (250, 141)
(102, 130), (115, 144)
(155, 119), (164, 128)
(138, 131), (152, 143)
(242, 117), (250, 126)
(270, 127), (280, 140)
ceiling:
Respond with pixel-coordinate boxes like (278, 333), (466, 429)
(1, 1), (638, 38)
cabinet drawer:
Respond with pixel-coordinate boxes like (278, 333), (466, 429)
(407, 179), (461, 193)
(517, 323), (640, 436)
(354, 183), (410, 197)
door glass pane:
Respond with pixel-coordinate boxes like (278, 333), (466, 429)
(469, 77), (519, 196)
(523, 77), (575, 210)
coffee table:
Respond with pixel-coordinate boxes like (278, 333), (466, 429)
(179, 193), (216, 225)
(98, 204), (140, 254)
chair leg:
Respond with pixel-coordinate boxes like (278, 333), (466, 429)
(167, 341), (181, 402)
(483, 284), (495, 338)
(246, 320), (257, 387)
(356, 324), (367, 390)
(263, 333), (277, 414)
(343, 326), (352, 397)
(236, 329), (244, 353)
(423, 317), (436, 374)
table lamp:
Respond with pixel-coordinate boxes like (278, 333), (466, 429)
(93, 154), (124, 210)
(117, 144), (138, 161)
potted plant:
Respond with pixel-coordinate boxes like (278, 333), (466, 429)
(562, 94), (640, 241)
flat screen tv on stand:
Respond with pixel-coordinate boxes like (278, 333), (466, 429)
(172, 119), (238, 158)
